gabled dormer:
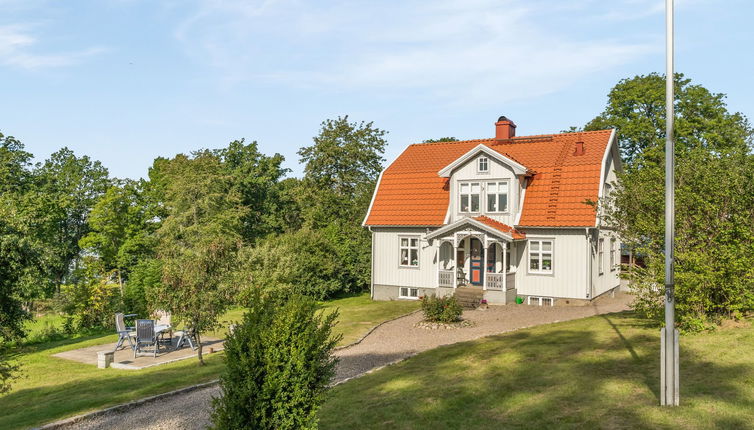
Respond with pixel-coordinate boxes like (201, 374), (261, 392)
(438, 138), (530, 227)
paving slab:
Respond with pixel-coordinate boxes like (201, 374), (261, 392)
(53, 338), (224, 370)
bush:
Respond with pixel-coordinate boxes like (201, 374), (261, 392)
(57, 277), (121, 332)
(124, 258), (162, 318)
(239, 229), (344, 300)
(211, 293), (340, 430)
(421, 294), (463, 323)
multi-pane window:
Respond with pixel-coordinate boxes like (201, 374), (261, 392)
(486, 181), (509, 212)
(529, 240), (553, 274)
(610, 238), (617, 270)
(478, 157), (489, 173)
(399, 237), (420, 267)
(459, 182), (481, 212)
(598, 238), (604, 274)
(399, 287), (419, 299)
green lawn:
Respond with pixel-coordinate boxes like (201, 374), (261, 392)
(1, 293), (419, 429)
(319, 312), (754, 429)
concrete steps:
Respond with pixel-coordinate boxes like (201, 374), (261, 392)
(454, 287), (484, 309)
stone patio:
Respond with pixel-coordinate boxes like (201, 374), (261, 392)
(53, 337), (225, 370)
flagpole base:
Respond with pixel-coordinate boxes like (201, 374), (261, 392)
(660, 327), (680, 406)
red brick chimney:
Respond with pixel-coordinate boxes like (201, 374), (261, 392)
(574, 141), (585, 156)
(495, 116), (516, 140)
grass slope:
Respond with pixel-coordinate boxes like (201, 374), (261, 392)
(319, 312), (754, 430)
(2, 294), (419, 429)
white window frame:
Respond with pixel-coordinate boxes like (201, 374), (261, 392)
(598, 238), (604, 275)
(486, 181), (509, 213)
(399, 287), (419, 299)
(528, 239), (554, 275)
(477, 157), (489, 173)
(459, 182), (481, 213)
(399, 236), (420, 268)
(610, 238), (617, 271)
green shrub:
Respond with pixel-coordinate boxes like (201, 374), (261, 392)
(211, 293), (340, 430)
(57, 278), (121, 332)
(421, 294), (463, 323)
(239, 229), (343, 300)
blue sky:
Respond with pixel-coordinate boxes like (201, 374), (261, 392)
(1, 0), (752, 179)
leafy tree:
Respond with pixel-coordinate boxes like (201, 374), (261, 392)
(238, 229), (343, 300)
(33, 148), (110, 291)
(422, 137), (458, 143)
(214, 139), (288, 242)
(0, 133), (42, 391)
(294, 116), (388, 295)
(151, 151), (247, 364)
(211, 293), (340, 430)
(588, 74), (754, 330)
(587, 73), (751, 166)
(79, 179), (157, 291)
(298, 116), (387, 226)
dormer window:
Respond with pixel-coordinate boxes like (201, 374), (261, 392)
(486, 181), (509, 212)
(477, 157), (489, 173)
(459, 182), (480, 212)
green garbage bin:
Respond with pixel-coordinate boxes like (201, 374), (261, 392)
(515, 296), (524, 304)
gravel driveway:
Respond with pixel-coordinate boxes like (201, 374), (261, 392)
(52, 293), (631, 430)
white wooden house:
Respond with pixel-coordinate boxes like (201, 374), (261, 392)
(362, 117), (621, 305)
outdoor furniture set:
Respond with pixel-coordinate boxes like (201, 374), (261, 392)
(114, 311), (197, 358)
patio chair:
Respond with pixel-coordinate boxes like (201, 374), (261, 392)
(153, 310), (173, 345)
(134, 319), (160, 358)
(174, 327), (197, 351)
(114, 313), (136, 351)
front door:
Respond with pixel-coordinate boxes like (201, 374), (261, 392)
(470, 238), (483, 286)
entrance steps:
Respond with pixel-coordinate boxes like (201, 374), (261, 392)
(454, 287), (484, 309)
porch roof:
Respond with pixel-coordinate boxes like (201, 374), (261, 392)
(426, 216), (526, 242)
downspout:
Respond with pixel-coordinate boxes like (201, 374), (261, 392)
(368, 226), (375, 300)
(585, 228), (592, 300)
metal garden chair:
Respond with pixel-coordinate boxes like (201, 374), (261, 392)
(134, 319), (160, 358)
(114, 312), (136, 351)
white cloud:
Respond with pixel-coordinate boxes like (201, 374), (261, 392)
(174, 0), (664, 105)
(0, 25), (105, 70)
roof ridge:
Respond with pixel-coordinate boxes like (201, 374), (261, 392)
(411, 128), (612, 147)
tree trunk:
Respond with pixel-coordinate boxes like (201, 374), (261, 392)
(117, 269), (124, 296)
(196, 330), (204, 365)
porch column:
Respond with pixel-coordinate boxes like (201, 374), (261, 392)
(453, 235), (458, 289)
(436, 240), (440, 288)
(503, 241), (508, 291)
(482, 234), (488, 291)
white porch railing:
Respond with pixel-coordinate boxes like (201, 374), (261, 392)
(439, 270), (454, 287)
(486, 273), (505, 290)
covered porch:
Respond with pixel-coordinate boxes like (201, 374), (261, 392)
(428, 216), (524, 293)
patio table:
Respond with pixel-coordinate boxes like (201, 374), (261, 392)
(154, 324), (172, 346)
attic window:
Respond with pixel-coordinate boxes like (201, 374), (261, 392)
(477, 157), (489, 173)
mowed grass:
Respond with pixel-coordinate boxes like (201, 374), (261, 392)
(319, 312), (754, 430)
(1, 293), (419, 429)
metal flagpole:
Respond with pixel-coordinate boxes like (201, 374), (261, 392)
(661, 0), (680, 407)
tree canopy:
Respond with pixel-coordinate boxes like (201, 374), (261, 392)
(589, 73), (754, 330)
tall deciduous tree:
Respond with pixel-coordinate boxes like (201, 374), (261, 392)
(152, 151), (246, 364)
(298, 116), (387, 227)
(79, 179), (157, 290)
(587, 74), (754, 329)
(34, 148), (110, 291)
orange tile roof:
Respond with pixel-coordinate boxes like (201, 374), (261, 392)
(473, 216), (526, 239)
(364, 129), (614, 227)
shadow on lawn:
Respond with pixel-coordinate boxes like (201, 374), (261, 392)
(320, 312), (754, 430)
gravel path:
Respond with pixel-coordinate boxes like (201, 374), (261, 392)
(55, 293), (631, 430)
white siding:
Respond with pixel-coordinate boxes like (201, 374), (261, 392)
(591, 229), (621, 297)
(514, 229), (590, 299)
(372, 227), (437, 289)
(448, 155), (520, 226)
